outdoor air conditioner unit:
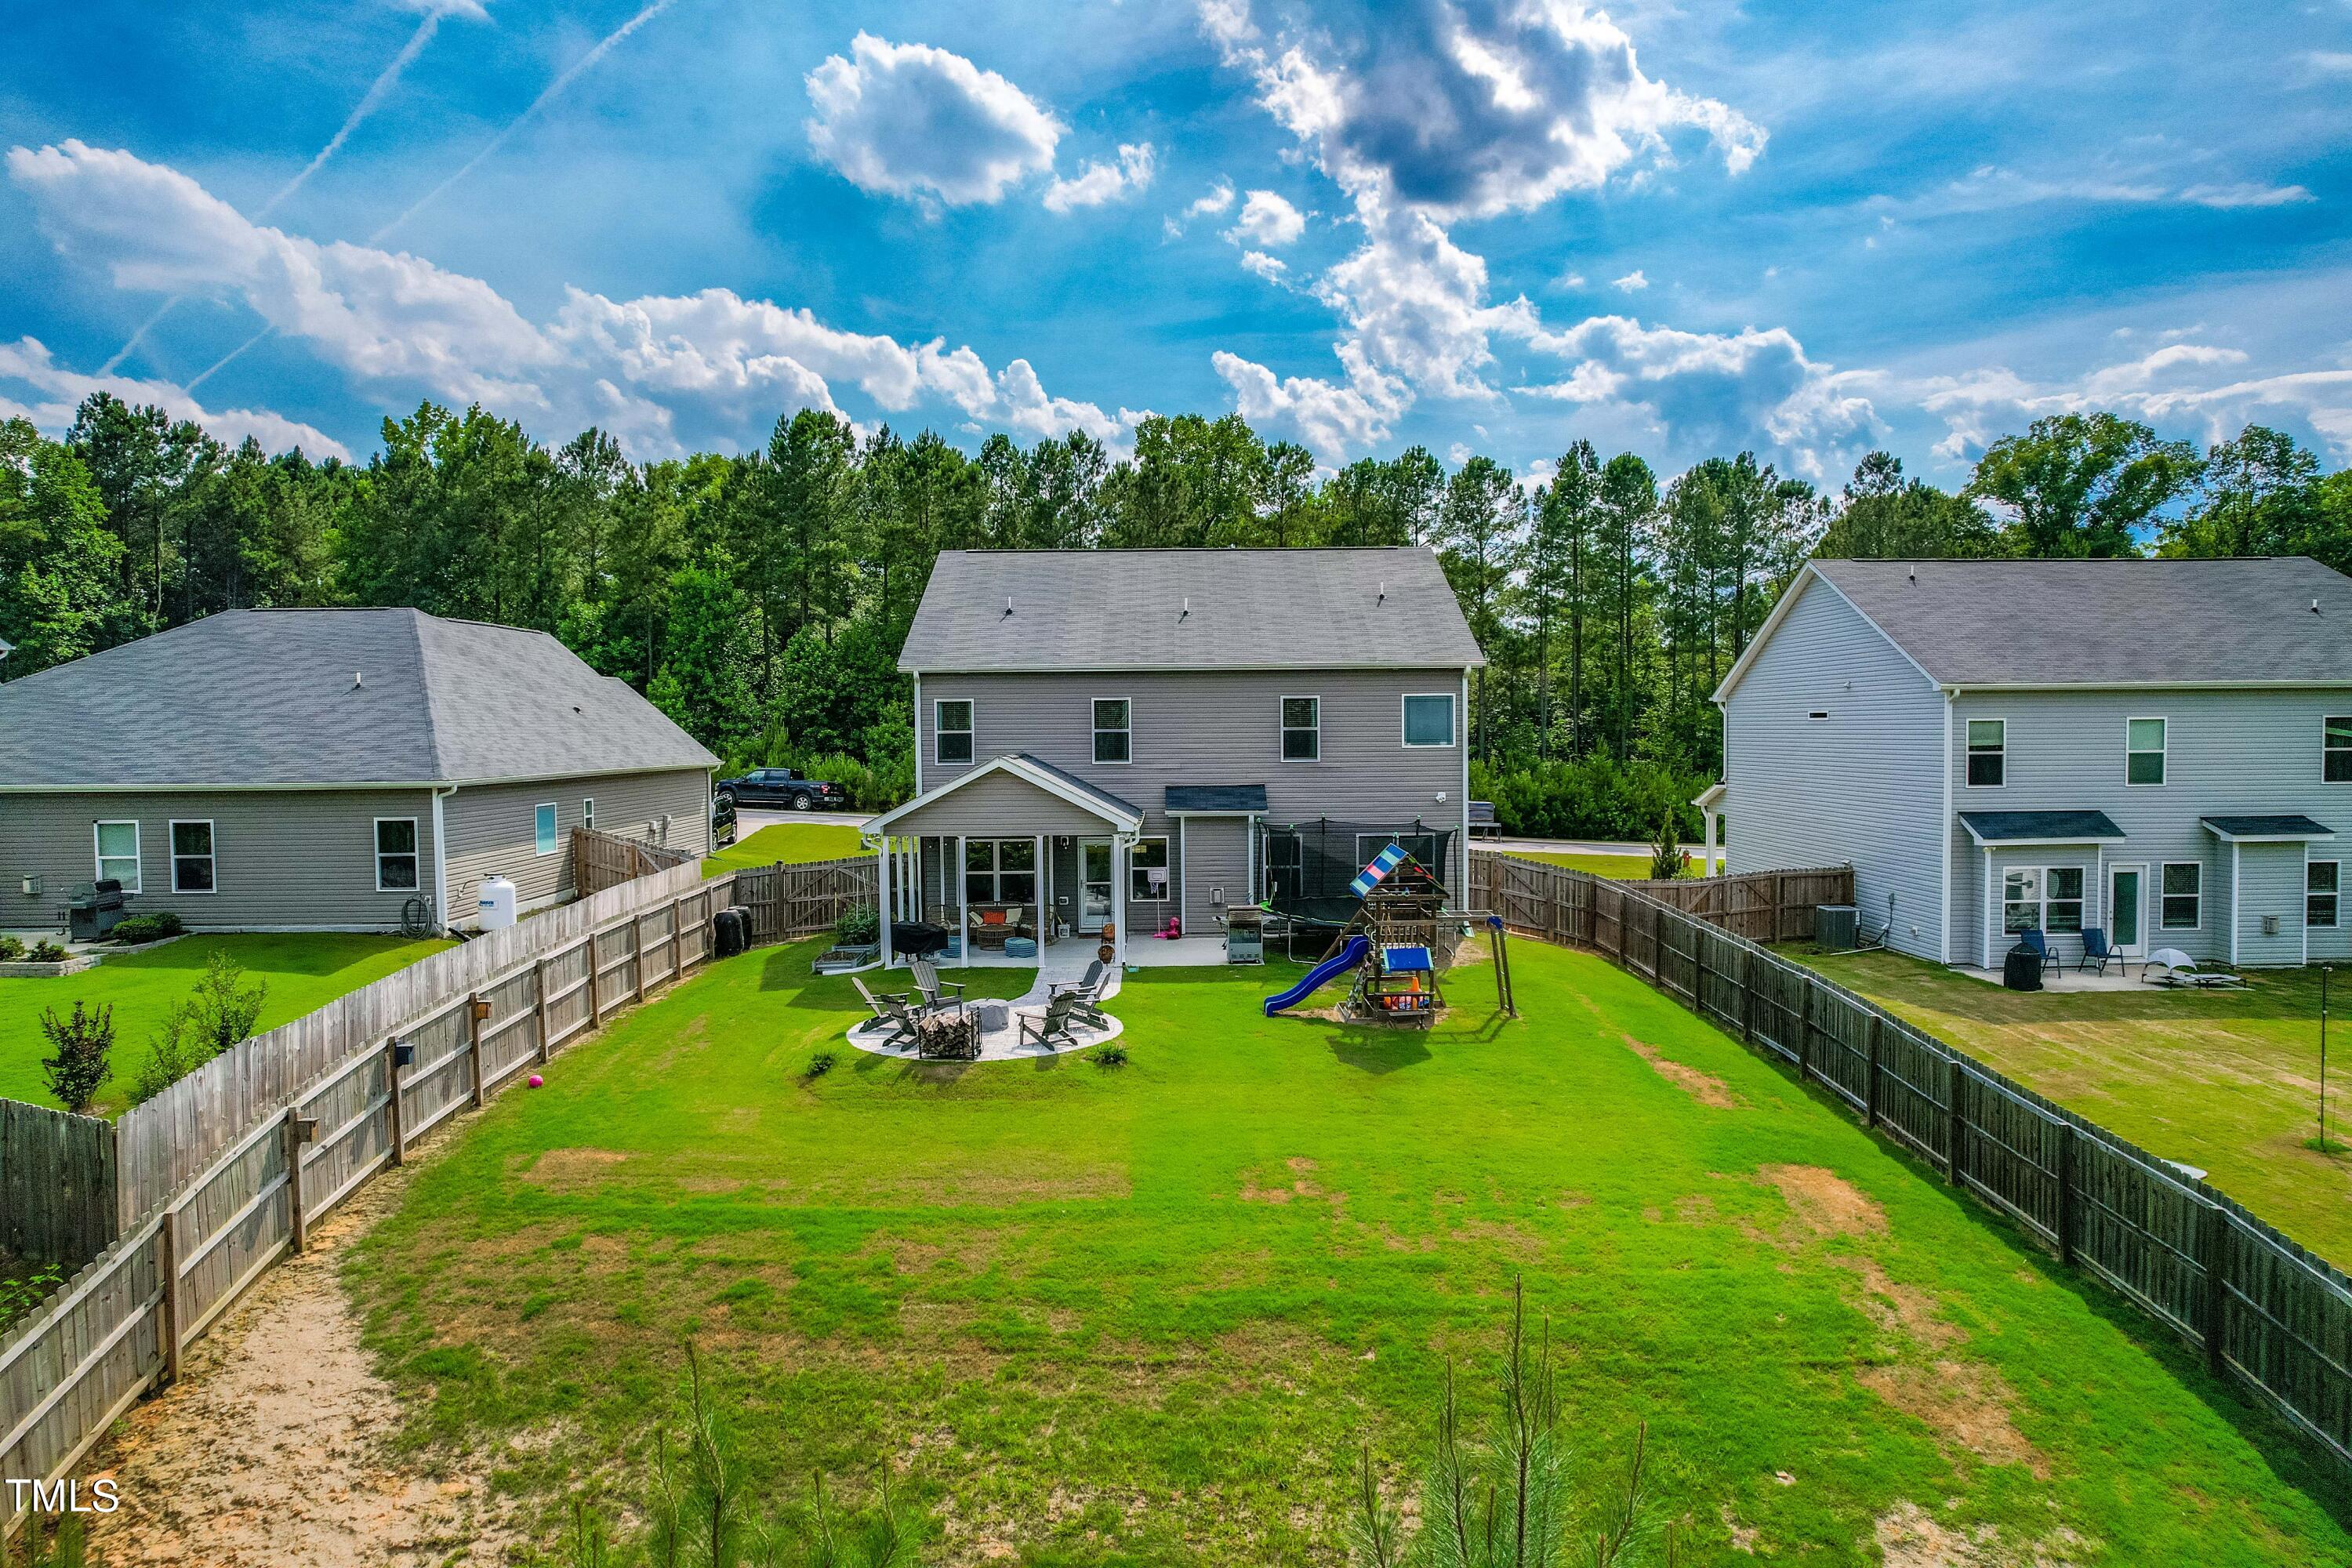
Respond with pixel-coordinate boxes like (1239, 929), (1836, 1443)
(1814, 904), (1859, 952)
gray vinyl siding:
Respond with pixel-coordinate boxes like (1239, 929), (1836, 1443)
(441, 768), (710, 924)
(2313, 851), (2352, 964)
(916, 666), (1469, 881)
(2233, 842), (2305, 967)
(1721, 576), (1945, 960)
(1178, 816), (1251, 932)
(1947, 688), (2352, 967)
(889, 770), (1120, 839)
(0, 788), (438, 931)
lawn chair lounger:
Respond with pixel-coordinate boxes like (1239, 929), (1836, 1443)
(852, 976), (920, 1050)
(1018, 992), (1092, 1053)
(909, 957), (967, 1018)
(1047, 960), (1113, 1027)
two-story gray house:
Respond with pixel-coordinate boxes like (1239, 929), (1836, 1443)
(0, 608), (717, 935)
(1708, 557), (2352, 972)
(867, 548), (1485, 965)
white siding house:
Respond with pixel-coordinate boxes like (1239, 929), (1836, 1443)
(1712, 558), (2352, 971)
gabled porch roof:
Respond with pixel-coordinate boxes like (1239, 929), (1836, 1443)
(867, 752), (1144, 838)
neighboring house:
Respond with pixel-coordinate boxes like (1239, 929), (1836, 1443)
(0, 608), (717, 934)
(869, 548), (1485, 964)
(1708, 557), (2352, 971)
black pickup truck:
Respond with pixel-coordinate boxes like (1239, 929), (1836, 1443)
(713, 767), (846, 811)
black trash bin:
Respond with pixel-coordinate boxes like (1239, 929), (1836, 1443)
(2002, 942), (2043, 992)
(714, 906), (748, 957)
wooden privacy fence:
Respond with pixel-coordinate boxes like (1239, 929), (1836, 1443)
(0, 1103), (114, 1278)
(1473, 853), (1853, 948)
(731, 855), (877, 942)
(2, 864), (737, 1531)
(572, 825), (697, 898)
(1471, 850), (2352, 1473)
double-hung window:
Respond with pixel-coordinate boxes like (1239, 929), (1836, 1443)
(2002, 868), (2042, 935)
(583, 797), (597, 832)
(93, 820), (141, 891)
(1966, 720), (2005, 786)
(1129, 836), (1170, 901)
(1093, 699), (1132, 764)
(935, 699), (975, 765)
(170, 820), (216, 893)
(376, 818), (420, 892)
(2002, 866), (2084, 934)
(2327, 717), (2352, 784)
(535, 802), (559, 856)
(1281, 696), (1320, 762)
(2161, 862), (2201, 929)
(1403, 692), (1456, 748)
(2311, 861), (2340, 930)
(963, 838), (1036, 906)
(2043, 867), (2084, 932)
(2126, 717), (2167, 786)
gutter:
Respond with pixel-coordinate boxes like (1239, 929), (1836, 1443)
(432, 784), (457, 935)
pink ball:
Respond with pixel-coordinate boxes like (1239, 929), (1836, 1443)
(528, 1073), (544, 1089)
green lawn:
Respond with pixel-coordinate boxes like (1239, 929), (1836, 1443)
(1799, 948), (2352, 1270)
(347, 937), (2351, 1564)
(702, 821), (867, 877)
(1510, 849), (1684, 879)
(1, 933), (449, 1116)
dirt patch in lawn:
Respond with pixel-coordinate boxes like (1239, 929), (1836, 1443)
(1755, 1163), (1887, 1243)
(1859, 1361), (2049, 1479)
(1872, 1500), (2086, 1566)
(1239, 1159), (1346, 1212)
(1621, 1033), (1746, 1109)
(522, 1145), (633, 1187)
(88, 1156), (521, 1566)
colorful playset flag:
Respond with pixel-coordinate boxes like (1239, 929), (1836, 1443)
(1349, 840), (1407, 898)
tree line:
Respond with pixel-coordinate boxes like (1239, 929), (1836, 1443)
(4, 396), (2347, 834)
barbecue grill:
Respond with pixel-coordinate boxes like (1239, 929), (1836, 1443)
(68, 879), (128, 943)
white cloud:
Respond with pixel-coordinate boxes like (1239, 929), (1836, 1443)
(1873, 164), (2314, 223)
(392, 0), (489, 17)
(1225, 188), (1305, 247)
(10, 140), (1136, 458)
(1185, 180), (1236, 218)
(804, 34), (1062, 209)
(1612, 270), (1649, 292)
(1044, 142), (1156, 212)
(2303, 51), (2352, 75)
(1213, 342), (1409, 456)
(1237, 250), (1288, 282)
(0, 336), (350, 459)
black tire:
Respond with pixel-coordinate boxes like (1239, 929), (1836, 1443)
(791, 791), (815, 811)
(714, 790), (735, 808)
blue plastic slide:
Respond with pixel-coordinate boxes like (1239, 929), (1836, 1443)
(1263, 935), (1371, 1016)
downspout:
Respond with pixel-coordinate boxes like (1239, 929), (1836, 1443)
(432, 784), (457, 935)
(1940, 691), (1955, 966)
(912, 671), (923, 796)
(1461, 666), (1472, 889)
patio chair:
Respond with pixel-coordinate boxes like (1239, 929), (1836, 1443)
(1018, 991), (1091, 1053)
(908, 956), (966, 1018)
(2076, 927), (2115, 976)
(851, 976), (919, 1050)
(2017, 929), (2061, 978)
(1047, 959), (1112, 1028)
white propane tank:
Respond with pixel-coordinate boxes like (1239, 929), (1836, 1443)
(477, 877), (518, 930)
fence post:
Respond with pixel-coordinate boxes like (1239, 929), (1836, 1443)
(1945, 1054), (1965, 1186)
(2056, 1121), (2077, 1265)
(2200, 1202), (2229, 1377)
(466, 993), (486, 1109)
(1864, 1014), (1883, 1128)
(670, 895), (684, 982)
(533, 958), (551, 1065)
(1797, 980), (1814, 1084)
(1775, 873), (1790, 942)
(385, 1037), (405, 1167)
(282, 1105), (310, 1254)
(586, 931), (603, 1026)
(632, 915), (648, 1003)
(158, 1202), (183, 1385)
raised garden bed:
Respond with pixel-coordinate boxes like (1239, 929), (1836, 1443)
(811, 942), (881, 974)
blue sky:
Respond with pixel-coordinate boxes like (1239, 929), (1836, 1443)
(4, 0), (2349, 488)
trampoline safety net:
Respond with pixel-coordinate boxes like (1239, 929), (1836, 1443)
(1255, 818), (1457, 927)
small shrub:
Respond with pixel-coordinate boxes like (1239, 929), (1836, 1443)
(38, 1001), (114, 1113)
(0, 935), (24, 960)
(836, 905), (881, 946)
(129, 952), (269, 1105)
(804, 1050), (838, 1080)
(111, 912), (184, 944)
(1647, 815), (1683, 881)
(1091, 1043), (1128, 1069)
(28, 940), (67, 964)
(0, 1261), (67, 1335)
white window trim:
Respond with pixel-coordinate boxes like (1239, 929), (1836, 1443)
(375, 816), (422, 895)
(2125, 715), (2168, 787)
(93, 819), (142, 894)
(1280, 694), (1321, 764)
(1127, 834), (1171, 902)
(1965, 717), (2008, 790)
(2309, 857), (2340, 931)
(168, 818), (217, 895)
(961, 837), (1040, 906)
(2001, 864), (2086, 935)
(1091, 696), (1134, 766)
(934, 698), (975, 767)
(582, 797), (597, 832)
(1402, 691), (1457, 749)
(534, 801), (560, 857)
(2325, 715), (2352, 786)
(2159, 859), (2202, 931)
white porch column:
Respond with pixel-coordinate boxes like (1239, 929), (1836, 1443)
(1702, 807), (1719, 878)
(1112, 836), (1128, 967)
(956, 833), (968, 966)
(1982, 847), (1994, 969)
(1034, 833), (1046, 947)
(876, 837), (893, 967)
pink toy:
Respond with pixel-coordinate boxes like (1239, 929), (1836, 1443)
(528, 1073), (544, 1088)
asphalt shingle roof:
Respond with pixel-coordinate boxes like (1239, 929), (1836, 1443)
(1165, 785), (1270, 813)
(1958, 810), (2129, 844)
(1012, 753), (1142, 819)
(899, 549), (1486, 673)
(1809, 557), (2352, 687)
(0, 608), (717, 788)
(2201, 815), (2337, 840)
